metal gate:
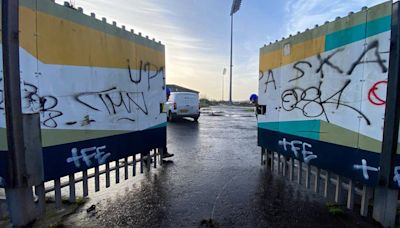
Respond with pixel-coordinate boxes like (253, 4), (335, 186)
(0, 0), (167, 225)
(258, 1), (400, 226)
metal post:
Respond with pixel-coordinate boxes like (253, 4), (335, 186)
(229, 15), (233, 104)
(373, 2), (400, 227)
(3, 0), (25, 189)
(3, 1), (45, 225)
(222, 73), (224, 101)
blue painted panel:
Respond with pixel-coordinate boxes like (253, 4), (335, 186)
(0, 126), (166, 186)
(258, 127), (400, 188)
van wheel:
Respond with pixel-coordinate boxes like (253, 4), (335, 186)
(168, 111), (174, 122)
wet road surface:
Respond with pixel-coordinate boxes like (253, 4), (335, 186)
(63, 105), (378, 227)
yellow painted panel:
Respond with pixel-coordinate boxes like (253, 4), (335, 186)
(260, 36), (325, 73)
(259, 49), (282, 73)
(19, 6), (164, 69)
(19, 7), (37, 58)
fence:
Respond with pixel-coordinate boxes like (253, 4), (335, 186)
(261, 149), (373, 215)
(258, 1), (400, 226)
(0, 0), (167, 225)
(46, 149), (163, 207)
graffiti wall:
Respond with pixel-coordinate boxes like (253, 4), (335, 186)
(258, 1), (400, 187)
(0, 0), (166, 184)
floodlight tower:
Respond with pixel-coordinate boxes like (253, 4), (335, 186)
(229, 0), (242, 104)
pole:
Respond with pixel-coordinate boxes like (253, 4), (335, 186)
(3, 1), (45, 225)
(222, 73), (224, 101)
(372, 2), (400, 227)
(2, 0), (26, 188)
(229, 14), (233, 104)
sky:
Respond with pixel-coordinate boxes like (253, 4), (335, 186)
(57, 0), (387, 101)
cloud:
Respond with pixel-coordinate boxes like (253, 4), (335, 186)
(284, 0), (388, 36)
(54, 0), (390, 100)
(57, 0), (229, 98)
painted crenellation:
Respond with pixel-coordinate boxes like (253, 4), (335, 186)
(263, 5), (372, 46)
(52, 0), (163, 45)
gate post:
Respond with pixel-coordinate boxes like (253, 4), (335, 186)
(2, 0), (45, 225)
(373, 2), (400, 227)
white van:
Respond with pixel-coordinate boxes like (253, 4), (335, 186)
(166, 92), (200, 121)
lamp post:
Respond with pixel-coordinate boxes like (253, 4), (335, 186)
(229, 0), (242, 104)
(222, 68), (226, 101)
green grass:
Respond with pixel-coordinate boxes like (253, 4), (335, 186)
(244, 108), (255, 112)
(326, 203), (344, 216)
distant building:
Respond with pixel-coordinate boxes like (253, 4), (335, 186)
(166, 84), (199, 94)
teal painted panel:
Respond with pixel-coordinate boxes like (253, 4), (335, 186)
(258, 120), (321, 140)
(366, 15), (391, 37)
(325, 16), (391, 51)
(258, 122), (279, 131)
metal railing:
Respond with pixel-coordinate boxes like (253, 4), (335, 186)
(261, 148), (373, 217)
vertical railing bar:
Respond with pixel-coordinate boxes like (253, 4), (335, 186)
(360, 185), (369, 216)
(68, 174), (76, 203)
(270, 151), (275, 173)
(35, 183), (46, 216)
(153, 149), (157, 169)
(94, 166), (100, 192)
(277, 154), (281, 174)
(82, 170), (88, 197)
(305, 163), (311, 189)
(347, 179), (354, 210)
(289, 157), (294, 181)
(140, 153), (144, 174)
(265, 149), (270, 169)
(297, 160), (302, 185)
(335, 175), (342, 203)
(261, 148), (265, 165)
(282, 156), (287, 177)
(115, 160), (120, 184)
(105, 162), (110, 188)
(124, 157), (129, 180)
(133, 154), (137, 176)
(159, 148), (164, 166)
(54, 178), (62, 209)
(324, 171), (330, 198)
(314, 167), (320, 193)
(147, 151), (151, 171)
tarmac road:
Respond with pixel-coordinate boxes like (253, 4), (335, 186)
(63, 105), (379, 227)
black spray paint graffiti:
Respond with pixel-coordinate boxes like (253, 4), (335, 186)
(281, 80), (371, 125)
(259, 70), (277, 93)
(261, 40), (388, 125)
(23, 83), (63, 128)
(75, 87), (149, 122)
(0, 79), (63, 128)
(0, 58), (164, 128)
(316, 48), (344, 79)
(347, 40), (388, 75)
(127, 59), (164, 91)
(289, 61), (312, 82)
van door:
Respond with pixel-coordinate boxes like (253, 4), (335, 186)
(176, 93), (198, 115)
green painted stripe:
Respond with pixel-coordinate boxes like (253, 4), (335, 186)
(258, 120), (321, 140)
(325, 16), (391, 51)
(0, 128), (7, 150)
(0, 122), (167, 150)
(41, 129), (130, 147)
(147, 122), (167, 129)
